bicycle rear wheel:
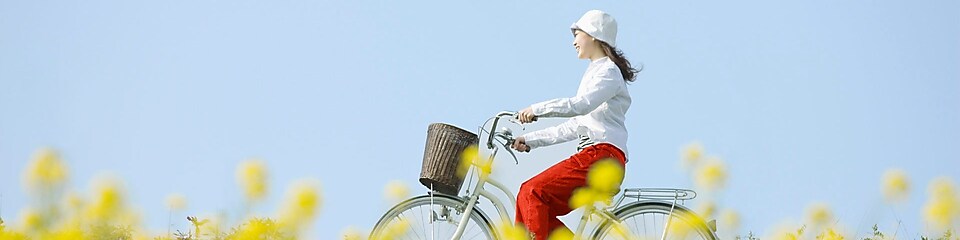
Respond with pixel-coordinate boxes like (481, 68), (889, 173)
(370, 193), (497, 240)
(591, 201), (717, 240)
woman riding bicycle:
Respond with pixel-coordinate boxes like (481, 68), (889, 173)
(510, 10), (640, 240)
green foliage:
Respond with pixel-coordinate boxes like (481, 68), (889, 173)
(735, 231), (759, 240)
(862, 224), (885, 240)
(88, 223), (133, 240)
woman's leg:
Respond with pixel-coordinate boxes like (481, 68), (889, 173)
(515, 143), (626, 240)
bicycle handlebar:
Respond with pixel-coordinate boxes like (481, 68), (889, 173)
(485, 111), (517, 150)
(481, 111), (530, 164)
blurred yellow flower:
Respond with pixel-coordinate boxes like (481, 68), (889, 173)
(806, 203), (833, 227)
(609, 222), (640, 240)
(18, 208), (43, 232)
(87, 176), (125, 221)
(48, 226), (83, 240)
(923, 177), (959, 230)
(165, 193), (187, 211)
(719, 209), (741, 233)
(696, 201), (717, 219)
(64, 191), (85, 211)
(459, 145), (493, 177)
(458, 145), (480, 177)
(384, 180), (410, 203)
(568, 187), (602, 209)
(236, 159), (268, 202)
(23, 148), (68, 191)
(587, 159), (624, 194)
(666, 215), (696, 238)
(819, 227), (845, 240)
(694, 157), (727, 191)
(340, 226), (363, 240)
(499, 221), (531, 240)
(882, 169), (910, 203)
(234, 218), (278, 240)
(768, 223), (801, 240)
(681, 141), (704, 170)
(199, 213), (226, 237)
(547, 227), (573, 240)
(373, 217), (410, 240)
(278, 179), (322, 230)
(568, 159), (624, 210)
(0, 228), (28, 240)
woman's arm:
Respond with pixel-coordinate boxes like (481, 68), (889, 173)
(519, 118), (581, 150)
(530, 67), (623, 118)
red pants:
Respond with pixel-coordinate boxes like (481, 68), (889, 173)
(515, 143), (627, 240)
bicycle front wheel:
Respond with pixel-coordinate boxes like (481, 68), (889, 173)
(591, 201), (717, 240)
(370, 193), (497, 240)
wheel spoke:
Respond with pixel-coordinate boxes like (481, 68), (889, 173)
(371, 196), (494, 240)
(593, 204), (715, 240)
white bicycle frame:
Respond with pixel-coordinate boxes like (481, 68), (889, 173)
(445, 111), (686, 240)
(446, 111), (623, 240)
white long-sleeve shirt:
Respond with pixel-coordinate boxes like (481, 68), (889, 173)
(521, 57), (631, 157)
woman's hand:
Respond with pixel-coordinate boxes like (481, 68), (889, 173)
(511, 136), (530, 152)
(518, 107), (538, 123)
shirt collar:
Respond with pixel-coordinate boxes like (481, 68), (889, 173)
(590, 56), (611, 66)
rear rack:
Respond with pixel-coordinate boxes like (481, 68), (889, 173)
(623, 188), (697, 201)
(610, 188), (698, 208)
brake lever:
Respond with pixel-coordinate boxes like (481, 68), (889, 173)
(495, 128), (520, 165)
(507, 117), (526, 131)
(501, 140), (519, 165)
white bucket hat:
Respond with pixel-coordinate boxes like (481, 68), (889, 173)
(570, 10), (618, 48)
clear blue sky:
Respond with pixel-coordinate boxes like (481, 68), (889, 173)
(1, 0), (958, 238)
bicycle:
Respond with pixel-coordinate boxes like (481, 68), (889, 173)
(370, 111), (719, 240)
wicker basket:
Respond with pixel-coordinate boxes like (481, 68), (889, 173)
(419, 123), (478, 195)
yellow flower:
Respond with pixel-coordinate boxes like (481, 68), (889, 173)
(459, 145), (493, 177)
(696, 201), (717, 219)
(819, 227), (846, 240)
(185, 214), (224, 238)
(719, 209), (741, 233)
(681, 141), (704, 170)
(278, 179), (322, 230)
(0, 228), (29, 240)
(806, 203), (833, 227)
(923, 177), (959, 230)
(373, 217), (410, 240)
(666, 219), (694, 238)
(768, 223), (801, 240)
(608, 221), (640, 240)
(547, 227), (573, 240)
(882, 169), (910, 203)
(498, 221), (531, 240)
(568, 187), (602, 209)
(86, 176), (125, 221)
(165, 193), (187, 211)
(23, 147), (68, 191)
(587, 159), (624, 194)
(694, 157), (727, 191)
(340, 226), (364, 240)
(384, 180), (410, 203)
(48, 226), (84, 240)
(234, 218), (278, 240)
(18, 208), (43, 232)
(64, 191), (85, 211)
(236, 159), (268, 202)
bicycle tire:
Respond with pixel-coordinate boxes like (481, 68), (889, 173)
(370, 193), (497, 240)
(591, 201), (718, 240)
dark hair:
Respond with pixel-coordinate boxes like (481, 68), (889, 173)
(598, 41), (642, 82)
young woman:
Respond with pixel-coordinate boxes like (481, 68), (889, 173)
(510, 10), (640, 239)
